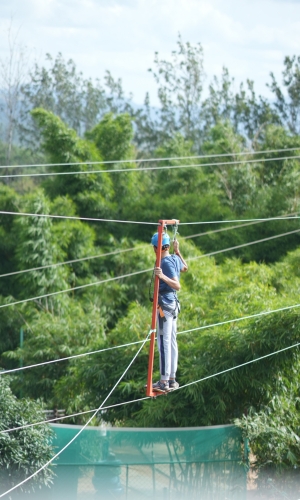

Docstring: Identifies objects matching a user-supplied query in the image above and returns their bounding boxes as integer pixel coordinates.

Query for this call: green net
[47,423,247,500]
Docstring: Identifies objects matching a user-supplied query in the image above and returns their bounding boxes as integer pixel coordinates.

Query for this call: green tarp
[47,423,247,500]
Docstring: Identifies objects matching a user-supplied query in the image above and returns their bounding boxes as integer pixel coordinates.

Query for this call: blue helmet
[151,232,170,247]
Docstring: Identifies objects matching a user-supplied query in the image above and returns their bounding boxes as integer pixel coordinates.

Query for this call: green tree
[50,195,99,282]
[13,189,68,312]
[5,299,107,403]
[0,300,24,372]
[202,69,279,141]
[86,111,143,240]
[148,33,205,148]
[0,375,54,495]
[202,67,235,134]
[53,300,151,423]
[234,79,279,141]
[19,53,134,150]
[153,134,226,225]
[86,112,134,162]
[0,184,20,297]
[144,36,280,151]
[197,122,300,263]
[235,386,300,496]
[256,124,300,188]
[20,53,107,141]
[133,92,162,153]
[31,108,114,222]
[268,55,300,134]
[201,121,258,212]
[0,20,29,166]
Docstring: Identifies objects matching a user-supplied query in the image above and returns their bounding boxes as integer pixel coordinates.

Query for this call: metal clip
[172,219,179,241]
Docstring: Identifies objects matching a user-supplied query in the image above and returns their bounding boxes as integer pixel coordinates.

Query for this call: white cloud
[1,0,300,104]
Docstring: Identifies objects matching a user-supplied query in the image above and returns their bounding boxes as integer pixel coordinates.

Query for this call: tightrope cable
[1,146,299,169]
[1,301,300,376]
[2,154,300,178]
[0,212,295,280]
[0,330,151,498]
[0,247,135,279]
[0,211,158,225]
[0,339,145,375]
[183,215,294,239]
[188,228,300,260]
[179,341,300,390]
[179,215,300,225]
[1,398,150,433]
[0,227,298,316]
[2,335,299,434]
[0,210,299,227]
[0,268,152,310]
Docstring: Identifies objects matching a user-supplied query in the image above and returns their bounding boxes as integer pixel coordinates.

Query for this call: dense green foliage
[0,37,300,487]
[0,376,54,494]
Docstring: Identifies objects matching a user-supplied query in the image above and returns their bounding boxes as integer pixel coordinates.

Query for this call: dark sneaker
[169,380,179,391]
[152,380,169,393]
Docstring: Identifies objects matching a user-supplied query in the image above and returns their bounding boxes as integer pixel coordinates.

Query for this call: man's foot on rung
[152,380,169,393]
[168,380,179,391]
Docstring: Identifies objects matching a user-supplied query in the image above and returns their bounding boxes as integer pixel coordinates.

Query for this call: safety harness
[157,291,180,329]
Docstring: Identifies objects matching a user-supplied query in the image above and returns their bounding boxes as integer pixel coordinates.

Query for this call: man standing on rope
[151,232,188,393]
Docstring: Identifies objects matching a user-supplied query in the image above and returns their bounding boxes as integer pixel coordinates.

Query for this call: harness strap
[158,294,177,313]
[157,294,179,331]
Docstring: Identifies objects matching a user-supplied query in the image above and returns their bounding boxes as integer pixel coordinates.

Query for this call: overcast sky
[0,0,299,105]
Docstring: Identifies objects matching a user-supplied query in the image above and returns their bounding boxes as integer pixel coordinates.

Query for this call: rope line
[183,217,288,239]
[0,247,135,279]
[0,210,299,228]
[179,215,300,225]
[1,146,299,169]
[1,398,150,433]
[1,301,300,376]
[0,330,151,498]
[188,228,300,260]
[179,341,300,390]
[0,268,152,310]
[177,302,300,336]
[2,338,299,434]
[0,211,158,225]
[2,154,300,178]
[0,212,295,280]
[0,227,298,312]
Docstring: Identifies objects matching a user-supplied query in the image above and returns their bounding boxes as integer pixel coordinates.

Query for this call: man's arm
[173,240,188,272]
[154,268,180,291]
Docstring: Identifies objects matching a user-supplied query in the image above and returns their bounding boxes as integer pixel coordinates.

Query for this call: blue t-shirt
[159,255,184,304]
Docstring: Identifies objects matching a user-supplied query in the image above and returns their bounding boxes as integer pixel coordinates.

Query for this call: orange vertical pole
[146,222,163,397]
[146,219,179,397]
